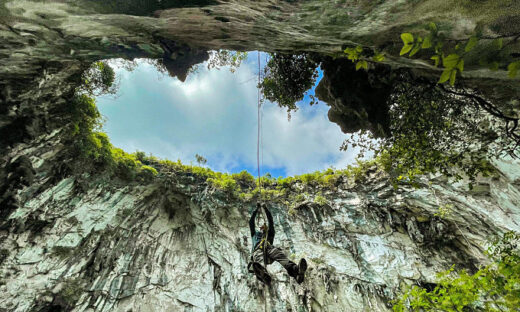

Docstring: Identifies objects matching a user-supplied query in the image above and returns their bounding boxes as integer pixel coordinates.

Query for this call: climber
[248,203,307,285]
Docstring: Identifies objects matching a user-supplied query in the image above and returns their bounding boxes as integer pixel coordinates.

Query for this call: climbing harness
[258,235,270,250]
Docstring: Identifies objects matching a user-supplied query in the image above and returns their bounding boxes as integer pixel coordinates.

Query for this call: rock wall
[1,0,520,136]
[1,126,519,311]
[1,1,520,311]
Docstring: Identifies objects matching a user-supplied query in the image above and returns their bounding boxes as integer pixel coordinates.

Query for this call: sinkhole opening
[77,50,374,181]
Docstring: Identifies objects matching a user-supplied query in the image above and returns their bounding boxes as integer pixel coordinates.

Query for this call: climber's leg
[267,246,307,284]
[251,262,271,285]
[248,248,272,285]
[266,246,298,275]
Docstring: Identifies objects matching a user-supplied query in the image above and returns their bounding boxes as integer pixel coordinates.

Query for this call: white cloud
[97,57,362,176]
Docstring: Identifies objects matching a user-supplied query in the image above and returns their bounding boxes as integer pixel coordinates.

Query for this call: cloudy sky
[96,53,362,177]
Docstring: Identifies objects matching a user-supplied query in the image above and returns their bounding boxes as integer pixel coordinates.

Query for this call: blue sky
[96,53,362,177]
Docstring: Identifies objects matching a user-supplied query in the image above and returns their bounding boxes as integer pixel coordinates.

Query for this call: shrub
[314,194,328,206]
[207,175,238,193]
[393,232,520,311]
[140,165,158,180]
[232,170,256,189]
[78,61,117,96]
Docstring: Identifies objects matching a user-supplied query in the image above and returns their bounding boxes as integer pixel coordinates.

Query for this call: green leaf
[449,69,457,86]
[361,60,368,70]
[435,41,444,53]
[439,69,452,83]
[431,55,440,67]
[401,33,414,45]
[508,62,519,78]
[372,52,385,62]
[443,54,460,69]
[457,59,464,72]
[355,45,363,53]
[356,60,368,71]
[428,22,437,32]
[465,36,478,52]
[400,44,413,56]
[422,35,432,49]
[409,43,421,57]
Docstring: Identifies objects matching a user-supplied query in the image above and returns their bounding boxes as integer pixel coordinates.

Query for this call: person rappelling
[247,202,307,285]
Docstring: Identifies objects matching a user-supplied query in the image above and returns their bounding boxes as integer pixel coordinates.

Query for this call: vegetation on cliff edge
[393,231,520,312]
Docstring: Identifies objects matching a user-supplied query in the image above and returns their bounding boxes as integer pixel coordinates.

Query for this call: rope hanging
[257,52,270,312]
[257,51,268,257]
[257,51,263,197]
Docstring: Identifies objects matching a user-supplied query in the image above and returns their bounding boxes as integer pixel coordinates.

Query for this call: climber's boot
[296,258,307,284]
[252,262,272,286]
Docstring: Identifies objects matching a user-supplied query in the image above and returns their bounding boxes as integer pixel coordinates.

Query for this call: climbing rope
[257,51,263,197]
[257,51,269,264]
[256,52,270,312]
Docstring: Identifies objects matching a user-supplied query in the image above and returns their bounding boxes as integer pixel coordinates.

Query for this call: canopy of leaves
[343,75,518,183]
[393,231,520,311]
[77,61,117,97]
[206,50,248,73]
[259,53,319,114]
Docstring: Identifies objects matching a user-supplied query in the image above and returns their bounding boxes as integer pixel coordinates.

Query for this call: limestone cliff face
[1,1,520,311]
[1,124,520,311]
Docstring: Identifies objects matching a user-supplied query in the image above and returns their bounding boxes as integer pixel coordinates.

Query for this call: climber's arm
[265,206,275,243]
[249,206,259,237]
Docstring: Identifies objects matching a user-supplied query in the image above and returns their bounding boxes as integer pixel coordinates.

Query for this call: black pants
[249,245,299,277]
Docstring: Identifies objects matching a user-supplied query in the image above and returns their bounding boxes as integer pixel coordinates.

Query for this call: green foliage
[140,165,158,180]
[434,204,453,219]
[393,231,520,312]
[399,22,519,86]
[205,50,248,73]
[314,194,328,206]
[195,153,207,165]
[344,45,385,71]
[153,156,381,212]
[400,23,465,86]
[232,170,256,189]
[207,174,238,193]
[69,93,102,136]
[343,80,506,183]
[68,61,162,182]
[78,61,117,96]
[508,61,520,78]
[259,53,319,114]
